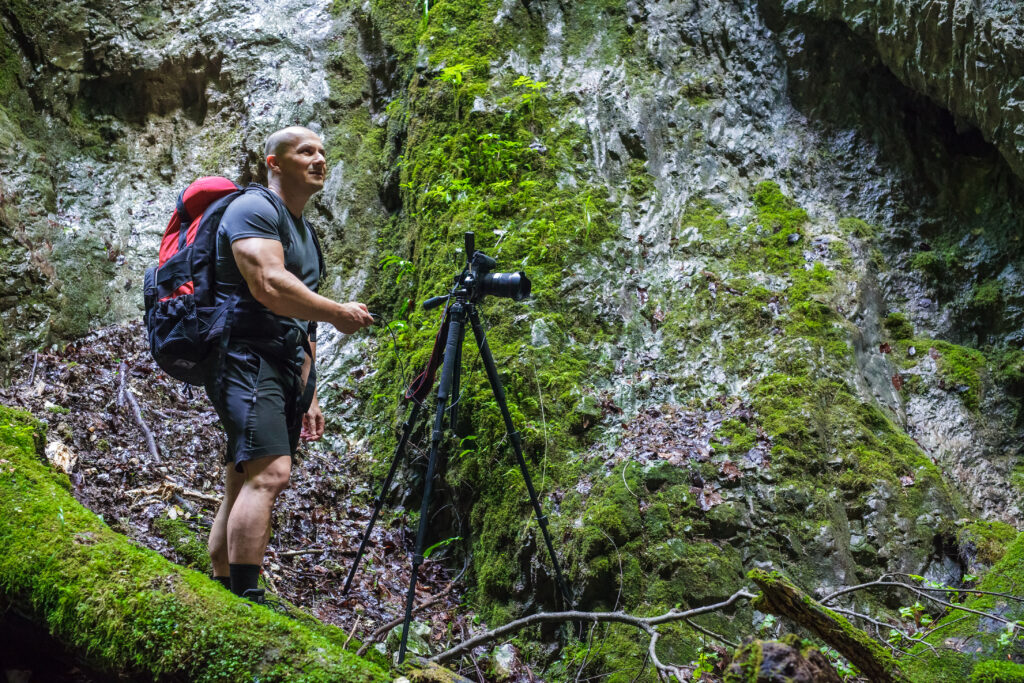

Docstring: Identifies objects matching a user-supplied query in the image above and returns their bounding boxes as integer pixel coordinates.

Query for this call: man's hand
[301,397,325,442]
[333,302,374,334]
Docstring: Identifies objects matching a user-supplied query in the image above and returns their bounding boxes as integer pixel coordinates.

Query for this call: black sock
[229,564,260,596]
[213,576,231,590]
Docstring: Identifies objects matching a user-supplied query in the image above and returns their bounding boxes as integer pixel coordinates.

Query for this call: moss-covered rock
[0,405,389,682]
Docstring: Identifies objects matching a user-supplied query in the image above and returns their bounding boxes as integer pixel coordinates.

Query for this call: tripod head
[423,232,531,310]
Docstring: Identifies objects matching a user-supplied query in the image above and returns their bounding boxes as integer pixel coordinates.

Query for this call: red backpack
[143,177,243,385]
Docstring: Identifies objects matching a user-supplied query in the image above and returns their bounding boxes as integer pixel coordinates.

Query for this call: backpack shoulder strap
[244,184,292,251]
[304,216,327,291]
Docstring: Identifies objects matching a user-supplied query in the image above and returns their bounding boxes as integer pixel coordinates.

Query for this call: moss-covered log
[748,569,911,683]
[0,405,389,682]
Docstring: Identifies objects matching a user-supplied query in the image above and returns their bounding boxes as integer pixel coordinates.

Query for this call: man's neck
[268,179,312,218]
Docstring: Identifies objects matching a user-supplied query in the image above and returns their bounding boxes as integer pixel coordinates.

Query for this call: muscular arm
[231,237,372,333]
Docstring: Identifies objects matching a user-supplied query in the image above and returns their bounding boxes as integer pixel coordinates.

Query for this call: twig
[683,618,738,649]
[343,617,359,651]
[575,621,597,682]
[173,486,220,504]
[430,589,755,664]
[829,607,936,655]
[599,528,623,611]
[279,548,328,558]
[644,625,686,681]
[119,363,161,463]
[532,364,549,489]
[622,460,638,500]
[27,352,39,385]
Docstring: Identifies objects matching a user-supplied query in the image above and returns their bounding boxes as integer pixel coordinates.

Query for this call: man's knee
[244,455,292,496]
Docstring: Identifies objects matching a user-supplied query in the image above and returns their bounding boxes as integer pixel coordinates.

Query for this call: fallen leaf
[698,487,723,511]
[721,460,741,481]
[879,343,892,354]
[892,374,904,391]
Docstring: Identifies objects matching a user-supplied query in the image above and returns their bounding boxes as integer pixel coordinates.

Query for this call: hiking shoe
[241,588,297,617]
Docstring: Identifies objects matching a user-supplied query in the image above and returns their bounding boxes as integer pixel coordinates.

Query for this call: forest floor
[0,321,477,676]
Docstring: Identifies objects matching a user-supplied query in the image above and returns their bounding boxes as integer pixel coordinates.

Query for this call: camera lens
[480,272,531,300]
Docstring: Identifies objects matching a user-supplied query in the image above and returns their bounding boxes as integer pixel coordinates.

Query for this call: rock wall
[759,0,1024,181]
[1,0,1022,676]
[0,0,387,375]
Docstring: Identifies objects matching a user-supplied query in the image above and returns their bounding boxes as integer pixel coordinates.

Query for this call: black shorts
[203,344,315,472]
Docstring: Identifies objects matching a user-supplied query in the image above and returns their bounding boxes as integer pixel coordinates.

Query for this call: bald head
[265,126,319,159]
[263,126,327,212]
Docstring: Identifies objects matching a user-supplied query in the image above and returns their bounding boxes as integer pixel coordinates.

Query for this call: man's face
[271,131,326,192]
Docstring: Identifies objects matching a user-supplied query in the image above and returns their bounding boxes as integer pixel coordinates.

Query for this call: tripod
[342,233,573,664]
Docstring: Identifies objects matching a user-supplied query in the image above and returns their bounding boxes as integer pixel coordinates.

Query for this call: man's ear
[266,154,279,174]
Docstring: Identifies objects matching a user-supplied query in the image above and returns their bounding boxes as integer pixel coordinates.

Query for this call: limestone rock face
[0,0,386,365]
[760,0,1024,181]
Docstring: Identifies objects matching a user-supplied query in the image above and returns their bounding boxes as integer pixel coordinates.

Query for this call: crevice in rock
[78,51,223,125]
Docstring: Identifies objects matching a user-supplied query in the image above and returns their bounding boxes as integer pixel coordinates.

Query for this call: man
[203,125,374,601]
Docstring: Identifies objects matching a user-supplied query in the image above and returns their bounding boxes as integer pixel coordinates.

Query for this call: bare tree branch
[821,574,1024,606]
[430,589,755,665]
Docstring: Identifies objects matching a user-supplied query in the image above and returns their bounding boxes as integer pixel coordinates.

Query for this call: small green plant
[422,535,461,559]
[898,601,932,631]
[437,63,472,121]
[691,645,720,681]
[379,253,415,285]
[757,613,777,635]
[512,74,548,124]
[819,646,858,680]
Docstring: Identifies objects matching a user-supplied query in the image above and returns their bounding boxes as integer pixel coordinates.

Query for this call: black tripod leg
[398,304,465,664]
[467,308,574,609]
[343,400,422,595]
[449,322,466,432]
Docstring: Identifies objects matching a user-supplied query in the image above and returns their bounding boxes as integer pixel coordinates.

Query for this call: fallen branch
[119,363,161,463]
[430,589,755,665]
[749,569,912,683]
[821,574,1024,606]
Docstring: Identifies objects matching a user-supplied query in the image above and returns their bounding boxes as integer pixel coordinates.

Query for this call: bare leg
[227,454,292,565]
[208,464,247,576]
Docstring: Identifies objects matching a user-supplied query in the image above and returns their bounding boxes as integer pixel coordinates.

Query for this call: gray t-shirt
[214,188,323,343]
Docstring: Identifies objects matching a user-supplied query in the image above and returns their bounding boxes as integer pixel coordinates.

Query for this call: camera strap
[404,306,452,404]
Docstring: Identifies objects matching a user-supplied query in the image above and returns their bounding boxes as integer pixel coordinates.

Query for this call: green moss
[884,313,914,341]
[958,520,1018,566]
[0,405,388,681]
[838,217,876,239]
[725,639,762,682]
[903,532,1024,681]
[968,280,1003,316]
[971,660,1024,683]
[152,515,211,573]
[932,340,987,410]
[994,348,1024,391]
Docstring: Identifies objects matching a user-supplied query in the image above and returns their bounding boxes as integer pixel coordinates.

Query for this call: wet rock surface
[760,0,1024,182]
[1,0,1023,677]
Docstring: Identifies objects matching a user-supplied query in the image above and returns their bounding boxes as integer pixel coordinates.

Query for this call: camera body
[464,248,531,302]
[423,232,531,309]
